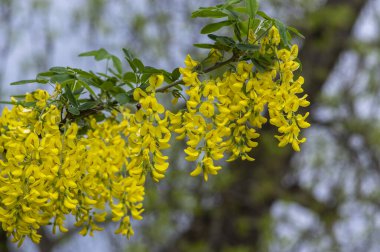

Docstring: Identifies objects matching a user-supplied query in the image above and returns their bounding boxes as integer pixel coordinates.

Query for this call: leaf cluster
[4,49,182,120]
[193,0,304,71]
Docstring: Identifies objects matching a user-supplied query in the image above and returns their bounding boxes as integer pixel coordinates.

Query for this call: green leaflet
[246,0,259,18]
[201,20,235,34]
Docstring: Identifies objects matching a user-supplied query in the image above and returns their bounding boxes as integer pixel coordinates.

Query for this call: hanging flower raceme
[130,76,172,183]
[172,26,310,181]
[0,90,145,245]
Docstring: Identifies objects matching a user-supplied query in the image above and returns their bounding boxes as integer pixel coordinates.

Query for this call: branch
[200,54,237,74]
[155,79,184,93]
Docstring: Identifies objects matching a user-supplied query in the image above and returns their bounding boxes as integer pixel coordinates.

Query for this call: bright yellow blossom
[0,94,146,245]
[0,13,310,245]
[175,28,310,180]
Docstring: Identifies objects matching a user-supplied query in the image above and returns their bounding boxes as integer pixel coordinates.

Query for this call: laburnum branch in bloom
[0,0,310,247]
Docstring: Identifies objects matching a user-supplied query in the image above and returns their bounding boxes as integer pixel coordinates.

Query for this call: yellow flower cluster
[173,27,310,180]
[0,90,145,245]
[0,26,310,245]
[131,75,171,183]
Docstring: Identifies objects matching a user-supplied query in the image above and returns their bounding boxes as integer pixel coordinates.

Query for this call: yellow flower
[199,102,215,118]
[184,54,198,69]
[147,74,164,92]
[208,48,222,63]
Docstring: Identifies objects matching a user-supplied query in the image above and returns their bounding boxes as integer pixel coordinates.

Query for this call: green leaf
[257,11,272,20]
[143,66,164,74]
[49,67,68,73]
[123,72,137,83]
[37,79,49,84]
[246,0,259,18]
[223,6,240,19]
[60,79,74,87]
[251,52,274,71]
[233,23,242,41]
[78,50,99,57]
[50,74,73,84]
[251,59,266,72]
[79,48,111,61]
[94,113,105,122]
[171,68,180,81]
[100,81,115,91]
[208,34,235,47]
[192,9,228,18]
[123,49,138,72]
[133,58,144,72]
[10,79,39,85]
[194,42,232,51]
[126,59,137,72]
[122,48,135,61]
[110,86,126,95]
[140,73,150,84]
[68,106,80,116]
[77,75,100,87]
[275,20,289,46]
[225,0,242,6]
[64,85,79,108]
[193,43,216,49]
[250,18,262,32]
[37,71,56,78]
[201,20,235,34]
[232,7,248,14]
[97,73,113,79]
[77,79,97,98]
[73,87,85,95]
[0,101,14,104]
[75,69,98,79]
[10,94,26,98]
[287,26,305,39]
[163,72,172,83]
[108,68,121,78]
[111,56,123,74]
[23,102,37,107]
[79,101,99,111]
[114,93,133,105]
[236,43,259,51]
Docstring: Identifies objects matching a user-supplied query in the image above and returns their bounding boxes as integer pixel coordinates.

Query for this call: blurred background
[1,0,380,251]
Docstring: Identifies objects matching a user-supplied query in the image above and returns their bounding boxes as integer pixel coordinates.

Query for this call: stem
[156,79,184,93]
[202,55,237,74]
[247,18,251,42]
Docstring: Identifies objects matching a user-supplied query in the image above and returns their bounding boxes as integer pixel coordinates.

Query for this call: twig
[156,79,184,93]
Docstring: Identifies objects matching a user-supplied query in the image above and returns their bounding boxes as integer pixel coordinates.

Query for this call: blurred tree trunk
[0,229,9,252]
[164,0,368,251]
